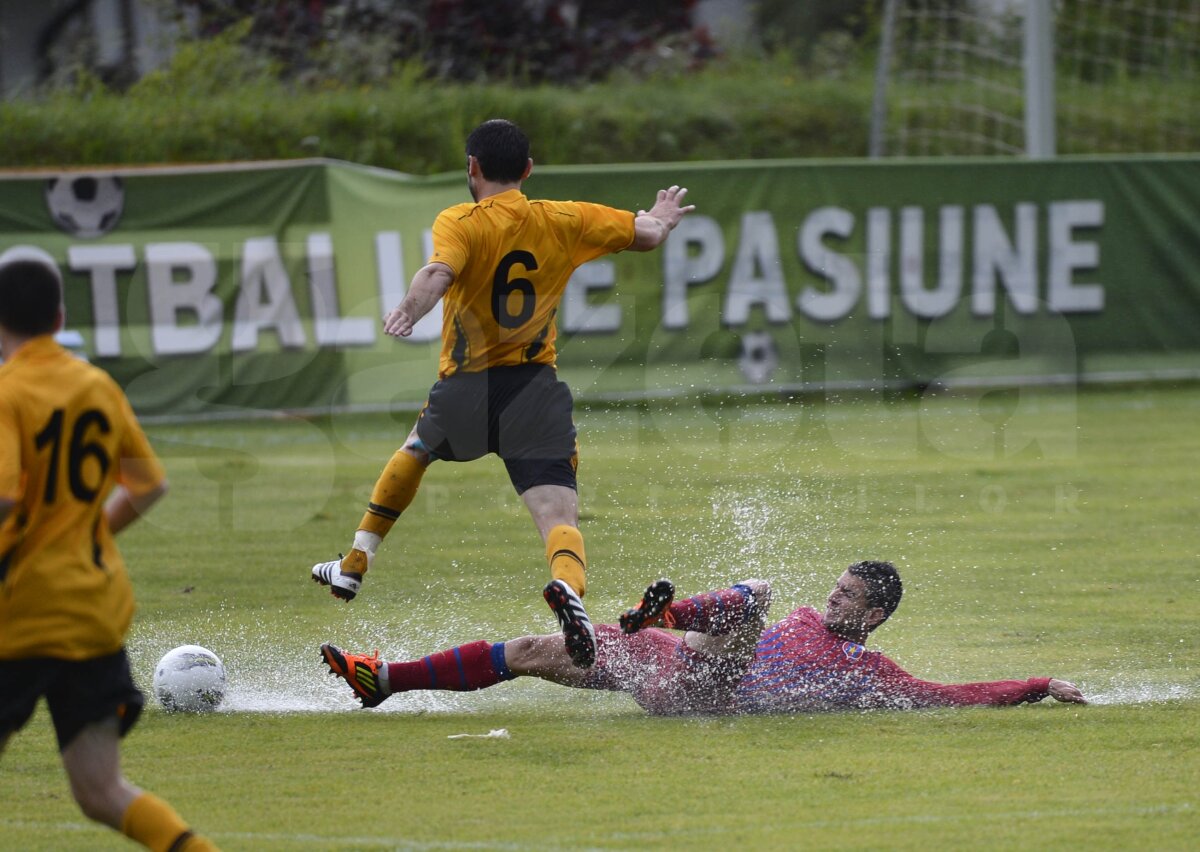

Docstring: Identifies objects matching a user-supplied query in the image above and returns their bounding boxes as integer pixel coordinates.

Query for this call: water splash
[131,607,1195,714]
[130,596,625,716]
[1083,681,1194,706]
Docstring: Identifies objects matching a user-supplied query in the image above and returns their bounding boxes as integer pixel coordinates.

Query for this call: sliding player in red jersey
[319,561,1086,713]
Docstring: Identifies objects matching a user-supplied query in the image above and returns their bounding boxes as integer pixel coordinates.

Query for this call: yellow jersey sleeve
[114,388,167,496]
[429,205,473,276]
[567,201,637,265]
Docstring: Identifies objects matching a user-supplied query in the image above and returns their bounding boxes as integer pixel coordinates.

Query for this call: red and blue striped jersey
[733,607,1051,712]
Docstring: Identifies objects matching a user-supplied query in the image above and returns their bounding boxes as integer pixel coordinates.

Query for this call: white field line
[137,370,1200,425]
[607,802,1196,841]
[1,803,1192,849]
[0,819,597,850]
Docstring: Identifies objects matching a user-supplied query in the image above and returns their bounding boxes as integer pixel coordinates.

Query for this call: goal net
[875,0,1200,157]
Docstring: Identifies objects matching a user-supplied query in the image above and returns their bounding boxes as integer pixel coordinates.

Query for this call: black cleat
[619,579,676,634]
[543,580,596,668]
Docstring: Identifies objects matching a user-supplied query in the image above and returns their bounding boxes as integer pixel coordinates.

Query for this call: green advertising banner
[1,155,1198,419]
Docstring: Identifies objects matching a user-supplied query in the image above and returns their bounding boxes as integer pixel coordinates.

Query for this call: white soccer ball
[153,645,226,713]
[44,174,125,238]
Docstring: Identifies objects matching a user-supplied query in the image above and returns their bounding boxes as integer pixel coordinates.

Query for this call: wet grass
[2,383,1197,850]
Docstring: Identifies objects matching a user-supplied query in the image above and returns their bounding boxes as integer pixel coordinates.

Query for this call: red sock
[387,640,513,693]
[666,584,756,634]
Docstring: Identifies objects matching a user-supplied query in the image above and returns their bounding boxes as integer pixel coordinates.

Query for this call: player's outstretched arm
[1048,678,1088,704]
[384,262,454,337]
[867,656,1087,709]
[630,185,695,252]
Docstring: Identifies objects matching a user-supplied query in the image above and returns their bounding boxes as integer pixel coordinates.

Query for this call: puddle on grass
[1082,681,1195,706]
[131,482,1195,716]
[132,609,1196,715]
[130,600,621,716]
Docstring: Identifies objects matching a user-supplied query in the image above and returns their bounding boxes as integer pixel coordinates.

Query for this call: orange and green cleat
[320,643,386,708]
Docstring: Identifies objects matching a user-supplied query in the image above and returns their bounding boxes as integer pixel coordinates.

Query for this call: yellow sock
[176,832,220,851]
[359,450,427,540]
[120,792,218,851]
[547,525,587,597]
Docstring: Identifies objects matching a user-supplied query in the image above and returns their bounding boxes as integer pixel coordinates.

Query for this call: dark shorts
[584,626,752,716]
[416,363,578,494]
[0,649,145,751]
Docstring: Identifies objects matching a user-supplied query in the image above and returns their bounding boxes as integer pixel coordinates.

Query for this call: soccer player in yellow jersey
[0,254,219,852]
[313,118,694,667]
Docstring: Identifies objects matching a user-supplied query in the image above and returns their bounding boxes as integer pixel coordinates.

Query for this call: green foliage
[146,0,708,86]
[1057,0,1200,83]
[3,48,1196,169]
[5,1,1198,168]
[1,384,1197,849]
[128,19,279,99]
[755,0,880,59]
[0,54,876,170]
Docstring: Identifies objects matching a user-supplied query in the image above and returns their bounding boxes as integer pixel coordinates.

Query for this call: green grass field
[3,384,1198,850]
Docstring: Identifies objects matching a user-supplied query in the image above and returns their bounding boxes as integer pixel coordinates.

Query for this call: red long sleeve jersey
[732,607,1052,712]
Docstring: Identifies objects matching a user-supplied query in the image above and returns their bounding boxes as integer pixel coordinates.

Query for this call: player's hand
[1048,678,1087,704]
[383,304,416,337]
[638,185,695,231]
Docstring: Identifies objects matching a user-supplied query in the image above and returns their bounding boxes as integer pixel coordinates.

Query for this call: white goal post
[872,0,1200,158]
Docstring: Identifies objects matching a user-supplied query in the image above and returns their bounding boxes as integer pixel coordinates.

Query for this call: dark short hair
[465,119,530,183]
[847,560,903,623]
[0,260,62,337]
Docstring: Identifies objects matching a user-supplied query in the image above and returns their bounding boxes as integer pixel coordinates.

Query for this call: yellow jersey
[428,189,635,377]
[0,337,165,660]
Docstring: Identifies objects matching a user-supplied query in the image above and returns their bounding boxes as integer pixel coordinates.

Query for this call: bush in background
[152,0,714,86]
[0,29,874,171]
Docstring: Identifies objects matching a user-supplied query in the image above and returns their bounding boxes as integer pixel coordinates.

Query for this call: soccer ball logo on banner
[44,175,125,238]
[738,330,780,385]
